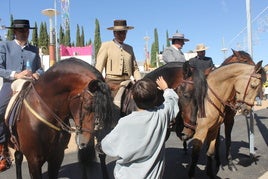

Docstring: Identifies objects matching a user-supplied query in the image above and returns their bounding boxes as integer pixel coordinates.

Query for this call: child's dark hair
[132,78,158,110]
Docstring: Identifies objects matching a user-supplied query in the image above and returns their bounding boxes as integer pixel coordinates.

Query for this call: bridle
[23,83,96,135]
[207,70,261,117]
[177,79,197,131]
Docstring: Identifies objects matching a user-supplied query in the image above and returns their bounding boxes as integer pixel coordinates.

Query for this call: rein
[207,85,226,118]
[24,83,95,134]
[207,70,260,117]
[236,72,261,107]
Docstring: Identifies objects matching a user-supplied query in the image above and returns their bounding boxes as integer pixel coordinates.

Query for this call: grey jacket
[0,40,44,81]
[162,45,186,63]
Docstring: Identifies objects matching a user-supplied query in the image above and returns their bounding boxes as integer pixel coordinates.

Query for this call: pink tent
[60,45,92,56]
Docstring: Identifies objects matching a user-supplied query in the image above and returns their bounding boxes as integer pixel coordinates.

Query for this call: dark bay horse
[120,61,207,140]
[187,62,264,178]
[6,58,114,179]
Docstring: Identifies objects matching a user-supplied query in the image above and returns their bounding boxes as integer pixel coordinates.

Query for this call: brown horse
[178,50,260,170]
[6,58,114,179]
[188,61,264,178]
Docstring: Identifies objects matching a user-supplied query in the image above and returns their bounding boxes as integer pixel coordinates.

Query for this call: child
[101,76,179,179]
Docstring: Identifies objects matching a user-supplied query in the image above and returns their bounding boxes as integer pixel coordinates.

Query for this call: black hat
[6,19,35,29]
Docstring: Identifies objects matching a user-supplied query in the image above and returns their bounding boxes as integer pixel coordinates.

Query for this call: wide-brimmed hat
[107,20,134,31]
[194,43,209,52]
[168,33,189,42]
[6,19,35,29]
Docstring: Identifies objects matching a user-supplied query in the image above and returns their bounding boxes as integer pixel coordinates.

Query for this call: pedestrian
[162,32,189,63]
[95,19,141,98]
[0,19,44,172]
[101,76,179,179]
[188,43,215,73]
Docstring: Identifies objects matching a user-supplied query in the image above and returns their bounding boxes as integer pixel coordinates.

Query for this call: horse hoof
[228,164,237,171]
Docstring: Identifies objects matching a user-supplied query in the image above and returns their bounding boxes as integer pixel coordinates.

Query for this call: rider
[0,19,44,172]
[95,19,141,98]
[188,43,215,74]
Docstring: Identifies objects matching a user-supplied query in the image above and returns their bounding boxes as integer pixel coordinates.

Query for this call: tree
[59,25,65,45]
[39,22,49,55]
[31,22,38,46]
[76,24,81,46]
[81,27,85,46]
[166,30,170,47]
[6,15,14,40]
[64,23,71,46]
[93,18,101,61]
[150,28,159,67]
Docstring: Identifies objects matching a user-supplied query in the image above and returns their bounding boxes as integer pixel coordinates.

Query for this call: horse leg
[26,159,43,179]
[99,153,109,179]
[188,138,202,178]
[47,150,64,179]
[183,140,188,154]
[14,151,23,179]
[205,127,220,178]
[224,110,237,171]
[215,129,221,169]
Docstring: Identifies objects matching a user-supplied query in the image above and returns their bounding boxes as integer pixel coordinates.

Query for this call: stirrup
[0,156,12,172]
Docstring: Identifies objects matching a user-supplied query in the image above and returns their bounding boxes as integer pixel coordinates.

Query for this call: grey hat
[107,20,134,31]
[6,19,36,29]
[168,33,189,42]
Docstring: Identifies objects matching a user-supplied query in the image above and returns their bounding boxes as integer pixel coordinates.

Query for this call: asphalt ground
[1,103,268,179]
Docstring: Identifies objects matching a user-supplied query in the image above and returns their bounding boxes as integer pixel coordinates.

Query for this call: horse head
[221,49,255,66]
[69,79,113,149]
[177,68,207,141]
[235,61,265,115]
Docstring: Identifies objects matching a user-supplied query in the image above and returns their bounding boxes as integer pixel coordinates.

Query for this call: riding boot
[0,143,11,172]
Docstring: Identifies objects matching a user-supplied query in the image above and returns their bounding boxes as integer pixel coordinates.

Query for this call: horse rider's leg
[188,126,208,178]
[14,151,23,179]
[224,109,237,171]
[0,83,12,172]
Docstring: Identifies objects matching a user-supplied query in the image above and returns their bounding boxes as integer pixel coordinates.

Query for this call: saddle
[113,80,133,108]
[5,79,31,127]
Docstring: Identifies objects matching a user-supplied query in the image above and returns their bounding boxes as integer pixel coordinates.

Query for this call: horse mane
[192,68,207,118]
[221,50,254,66]
[144,62,184,79]
[46,58,105,81]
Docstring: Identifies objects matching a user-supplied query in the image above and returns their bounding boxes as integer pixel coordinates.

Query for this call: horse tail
[93,81,114,137]
[192,69,207,118]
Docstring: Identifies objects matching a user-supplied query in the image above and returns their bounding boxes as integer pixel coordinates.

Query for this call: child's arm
[156,76,168,90]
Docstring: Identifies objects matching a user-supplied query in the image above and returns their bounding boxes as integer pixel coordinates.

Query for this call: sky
[1,0,268,66]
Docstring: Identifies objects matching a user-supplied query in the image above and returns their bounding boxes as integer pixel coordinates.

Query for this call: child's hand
[156,76,168,91]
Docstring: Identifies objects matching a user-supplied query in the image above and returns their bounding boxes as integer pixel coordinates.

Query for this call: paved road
[1,108,268,179]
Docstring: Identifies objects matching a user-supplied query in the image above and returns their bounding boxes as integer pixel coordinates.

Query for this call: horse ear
[232,49,240,57]
[255,60,263,73]
[88,79,99,93]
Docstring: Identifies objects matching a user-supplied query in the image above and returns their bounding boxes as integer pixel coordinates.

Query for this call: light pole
[144,36,150,71]
[42,8,59,67]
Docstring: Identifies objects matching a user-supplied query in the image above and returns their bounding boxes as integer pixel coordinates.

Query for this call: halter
[24,83,96,135]
[235,72,261,107]
[207,70,261,117]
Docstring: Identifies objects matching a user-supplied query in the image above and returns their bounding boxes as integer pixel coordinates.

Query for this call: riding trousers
[0,82,12,143]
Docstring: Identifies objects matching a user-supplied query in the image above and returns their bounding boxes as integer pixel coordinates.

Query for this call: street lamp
[42,8,59,67]
[144,36,150,71]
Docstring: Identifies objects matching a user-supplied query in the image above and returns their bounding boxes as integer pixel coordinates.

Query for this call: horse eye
[250,82,259,89]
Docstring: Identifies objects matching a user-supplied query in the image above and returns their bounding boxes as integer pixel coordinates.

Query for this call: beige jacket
[95,41,141,80]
